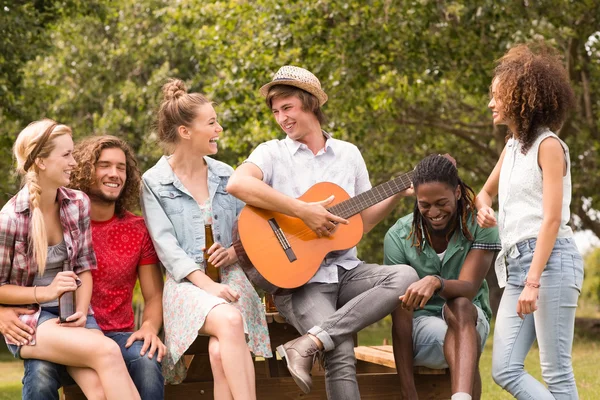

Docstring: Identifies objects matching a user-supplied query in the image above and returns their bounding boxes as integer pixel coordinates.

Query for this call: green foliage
[1,0,599,264]
[583,247,600,304]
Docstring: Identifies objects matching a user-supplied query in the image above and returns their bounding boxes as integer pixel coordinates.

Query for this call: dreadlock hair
[407,154,477,251]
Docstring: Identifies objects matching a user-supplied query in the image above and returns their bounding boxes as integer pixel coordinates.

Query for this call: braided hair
[407,154,477,251]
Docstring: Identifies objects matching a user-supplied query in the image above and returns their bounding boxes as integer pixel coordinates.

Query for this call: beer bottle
[59,260,76,323]
[204,224,220,282]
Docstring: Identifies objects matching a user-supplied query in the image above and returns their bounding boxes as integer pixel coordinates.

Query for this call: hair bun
[162,79,188,101]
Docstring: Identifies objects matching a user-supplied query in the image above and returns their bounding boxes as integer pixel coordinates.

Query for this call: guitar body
[233,182,364,294]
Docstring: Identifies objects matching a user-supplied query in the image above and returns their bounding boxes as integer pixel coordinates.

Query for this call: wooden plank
[165,373,407,399]
[355,345,449,375]
[354,345,396,369]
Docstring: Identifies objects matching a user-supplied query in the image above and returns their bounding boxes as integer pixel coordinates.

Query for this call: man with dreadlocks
[383,154,501,400]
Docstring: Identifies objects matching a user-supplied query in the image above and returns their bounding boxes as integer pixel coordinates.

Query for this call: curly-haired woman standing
[476,44,582,399]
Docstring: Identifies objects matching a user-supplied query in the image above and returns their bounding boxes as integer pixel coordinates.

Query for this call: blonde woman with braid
[0,119,140,399]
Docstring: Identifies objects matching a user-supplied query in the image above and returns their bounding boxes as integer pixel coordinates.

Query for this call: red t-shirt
[90,211,159,332]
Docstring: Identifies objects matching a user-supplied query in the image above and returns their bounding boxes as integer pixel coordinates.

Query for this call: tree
[1,0,598,267]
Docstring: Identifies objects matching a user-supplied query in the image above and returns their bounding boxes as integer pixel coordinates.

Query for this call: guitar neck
[329,171,414,219]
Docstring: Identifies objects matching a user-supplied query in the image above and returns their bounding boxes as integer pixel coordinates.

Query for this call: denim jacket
[141,156,244,282]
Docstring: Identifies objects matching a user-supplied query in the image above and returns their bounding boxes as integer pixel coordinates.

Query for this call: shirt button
[214,214,218,220]
[170,193,175,198]
[216,235,221,241]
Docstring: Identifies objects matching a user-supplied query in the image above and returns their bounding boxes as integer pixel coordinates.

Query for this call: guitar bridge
[268,218,297,263]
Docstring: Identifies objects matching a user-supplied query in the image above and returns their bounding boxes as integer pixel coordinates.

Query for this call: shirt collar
[283,130,335,155]
[419,216,467,250]
[15,185,72,213]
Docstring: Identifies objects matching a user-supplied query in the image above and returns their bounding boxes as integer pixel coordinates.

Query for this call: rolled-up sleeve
[141,176,200,282]
[0,213,16,286]
[244,143,274,185]
[74,195,97,274]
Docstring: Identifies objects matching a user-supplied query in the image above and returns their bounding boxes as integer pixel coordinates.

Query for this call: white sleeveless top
[494,129,573,287]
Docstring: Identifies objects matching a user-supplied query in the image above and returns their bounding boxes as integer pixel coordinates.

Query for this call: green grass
[2,308,599,400]
[358,316,600,399]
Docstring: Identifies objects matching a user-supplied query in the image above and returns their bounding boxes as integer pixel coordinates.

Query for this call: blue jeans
[22,331,164,400]
[491,238,583,400]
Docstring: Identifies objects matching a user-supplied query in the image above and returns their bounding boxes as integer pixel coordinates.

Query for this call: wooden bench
[354,345,451,400]
[66,313,448,399]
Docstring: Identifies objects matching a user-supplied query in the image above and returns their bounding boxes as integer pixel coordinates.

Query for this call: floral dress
[142,159,272,384]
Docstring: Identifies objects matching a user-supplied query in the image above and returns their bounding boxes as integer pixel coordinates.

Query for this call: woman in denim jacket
[476,44,583,399]
[141,79,271,399]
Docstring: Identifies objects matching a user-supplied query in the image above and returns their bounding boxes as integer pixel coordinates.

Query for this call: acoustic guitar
[232,170,414,294]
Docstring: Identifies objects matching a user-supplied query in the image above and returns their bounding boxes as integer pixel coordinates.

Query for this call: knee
[91,337,123,367]
[491,356,516,389]
[391,265,420,293]
[213,305,244,337]
[444,297,477,328]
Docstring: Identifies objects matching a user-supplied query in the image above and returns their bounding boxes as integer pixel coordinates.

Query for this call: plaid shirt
[0,186,97,343]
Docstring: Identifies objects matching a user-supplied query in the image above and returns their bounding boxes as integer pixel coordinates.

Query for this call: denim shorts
[412,305,490,369]
[6,306,100,359]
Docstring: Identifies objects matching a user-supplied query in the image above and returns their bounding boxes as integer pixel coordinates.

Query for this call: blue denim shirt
[141,156,244,282]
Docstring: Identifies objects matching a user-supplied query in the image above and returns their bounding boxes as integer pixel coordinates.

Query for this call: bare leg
[391,306,418,400]
[208,336,234,400]
[443,298,480,398]
[67,367,106,400]
[20,319,140,400]
[201,304,256,400]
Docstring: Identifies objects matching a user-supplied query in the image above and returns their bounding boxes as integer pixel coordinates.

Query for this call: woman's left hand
[57,311,86,328]
[516,286,539,319]
[207,243,238,268]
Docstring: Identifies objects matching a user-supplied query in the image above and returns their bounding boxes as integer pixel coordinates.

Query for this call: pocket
[158,190,184,214]
[561,252,583,291]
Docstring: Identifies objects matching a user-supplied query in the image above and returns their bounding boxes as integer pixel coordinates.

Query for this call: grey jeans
[274,263,418,400]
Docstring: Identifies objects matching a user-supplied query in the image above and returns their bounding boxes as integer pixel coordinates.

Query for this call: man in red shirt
[0,136,166,399]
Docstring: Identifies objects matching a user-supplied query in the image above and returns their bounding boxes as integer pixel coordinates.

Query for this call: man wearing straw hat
[227,66,419,398]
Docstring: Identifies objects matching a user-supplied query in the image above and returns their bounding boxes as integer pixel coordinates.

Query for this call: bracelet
[432,275,445,294]
[33,285,40,304]
[524,279,541,289]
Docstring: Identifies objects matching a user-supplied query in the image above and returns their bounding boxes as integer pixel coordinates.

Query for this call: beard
[88,187,121,205]
[425,211,459,238]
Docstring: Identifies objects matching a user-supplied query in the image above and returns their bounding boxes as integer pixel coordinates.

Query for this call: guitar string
[252,174,414,244]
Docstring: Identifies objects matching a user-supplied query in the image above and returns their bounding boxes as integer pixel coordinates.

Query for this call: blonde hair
[157,79,211,153]
[13,119,72,274]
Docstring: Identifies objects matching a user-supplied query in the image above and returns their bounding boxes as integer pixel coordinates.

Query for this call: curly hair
[407,154,477,252]
[69,135,141,217]
[492,42,575,154]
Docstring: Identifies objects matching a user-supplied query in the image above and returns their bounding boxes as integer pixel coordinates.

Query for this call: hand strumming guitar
[296,195,349,237]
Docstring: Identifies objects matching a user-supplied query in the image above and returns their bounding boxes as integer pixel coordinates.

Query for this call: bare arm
[227,162,348,235]
[476,147,506,228]
[125,264,167,361]
[516,138,565,318]
[440,249,495,300]
[400,249,494,310]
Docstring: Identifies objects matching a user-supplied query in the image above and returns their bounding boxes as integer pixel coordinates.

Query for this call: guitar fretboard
[328,171,414,219]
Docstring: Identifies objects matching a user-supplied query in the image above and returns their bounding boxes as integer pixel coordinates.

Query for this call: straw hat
[259,66,328,106]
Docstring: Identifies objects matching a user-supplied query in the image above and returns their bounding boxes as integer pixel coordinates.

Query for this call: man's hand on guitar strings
[297,195,349,237]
